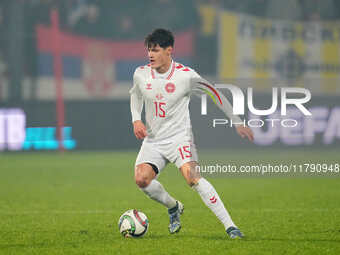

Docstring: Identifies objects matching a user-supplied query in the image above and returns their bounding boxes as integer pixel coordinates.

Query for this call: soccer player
[130,29,254,238]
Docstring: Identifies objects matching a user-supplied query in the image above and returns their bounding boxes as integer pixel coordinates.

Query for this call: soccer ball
[118,209,149,238]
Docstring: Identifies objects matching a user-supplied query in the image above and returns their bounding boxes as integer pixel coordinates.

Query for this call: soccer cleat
[226,226,244,239]
[168,201,184,234]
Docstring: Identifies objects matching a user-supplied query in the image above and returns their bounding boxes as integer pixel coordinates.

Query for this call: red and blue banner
[36,25,194,99]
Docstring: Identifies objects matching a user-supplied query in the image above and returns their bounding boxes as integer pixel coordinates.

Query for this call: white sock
[141,179,177,209]
[193,178,236,230]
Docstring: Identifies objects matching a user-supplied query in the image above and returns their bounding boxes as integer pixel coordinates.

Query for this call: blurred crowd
[20,0,340,39]
[222,0,340,20]
[23,0,198,39]
[1,0,340,86]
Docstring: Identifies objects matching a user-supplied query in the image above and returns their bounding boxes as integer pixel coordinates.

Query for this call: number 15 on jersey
[154,102,166,118]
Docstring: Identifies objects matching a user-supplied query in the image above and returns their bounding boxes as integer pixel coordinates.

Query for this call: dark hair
[144,28,174,49]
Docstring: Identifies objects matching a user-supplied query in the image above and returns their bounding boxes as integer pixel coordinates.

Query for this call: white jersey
[130,60,241,144]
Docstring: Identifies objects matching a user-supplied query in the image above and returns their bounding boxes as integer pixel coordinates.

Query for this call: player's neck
[155,59,172,74]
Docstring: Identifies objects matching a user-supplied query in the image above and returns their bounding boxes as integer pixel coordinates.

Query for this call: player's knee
[183,171,200,186]
[181,163,201,187]
[135,179,149,188]
[135,175,151,188]
[135,165,154,188]
[186,177,200,187]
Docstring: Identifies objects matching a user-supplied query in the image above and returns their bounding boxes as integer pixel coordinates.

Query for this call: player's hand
[133,120,148,140]
[236,125,254,142]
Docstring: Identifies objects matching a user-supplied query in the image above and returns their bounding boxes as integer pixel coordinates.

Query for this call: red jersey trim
[166,62,176,80]
[151,68,155,79]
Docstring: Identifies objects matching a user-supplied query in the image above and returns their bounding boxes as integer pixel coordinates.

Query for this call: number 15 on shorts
[178,146,192,160]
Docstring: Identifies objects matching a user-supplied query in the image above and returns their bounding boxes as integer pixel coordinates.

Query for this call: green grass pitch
[0,149,340,255]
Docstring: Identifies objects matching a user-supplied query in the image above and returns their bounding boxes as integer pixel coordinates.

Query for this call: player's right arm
[130,70,147,140]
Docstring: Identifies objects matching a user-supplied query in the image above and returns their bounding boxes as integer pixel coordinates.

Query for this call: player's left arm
[189,74,254,142]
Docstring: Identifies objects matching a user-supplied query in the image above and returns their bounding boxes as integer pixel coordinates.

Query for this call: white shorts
[135,136,198,173]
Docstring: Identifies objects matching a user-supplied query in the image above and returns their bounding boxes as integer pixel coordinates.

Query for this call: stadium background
[0,0,339,151]
[0,1,340,254]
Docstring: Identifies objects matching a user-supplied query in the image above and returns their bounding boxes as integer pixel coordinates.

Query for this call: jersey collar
[151,60,176,80]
